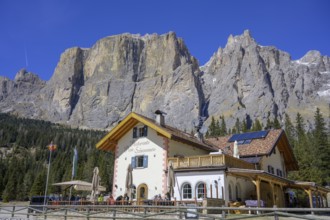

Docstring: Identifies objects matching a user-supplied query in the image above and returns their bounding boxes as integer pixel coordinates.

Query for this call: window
[228,184,233,201]
[267,165,274,174]
[235,183,241,200]
[182,183,192,199]
[131,155,148,168]
[276,169,283,177]
[196,182,206,199]
[133,126,148,138]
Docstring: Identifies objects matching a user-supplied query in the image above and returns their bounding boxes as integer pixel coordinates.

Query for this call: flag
[72,147,78,178]
[48,142,57,151]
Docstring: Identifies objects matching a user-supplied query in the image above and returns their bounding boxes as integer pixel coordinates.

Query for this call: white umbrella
[90,167,101,201]
[167,161,175,198]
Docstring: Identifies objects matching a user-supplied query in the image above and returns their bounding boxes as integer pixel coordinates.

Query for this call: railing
[1,204,330,219]
[168,154,255,170]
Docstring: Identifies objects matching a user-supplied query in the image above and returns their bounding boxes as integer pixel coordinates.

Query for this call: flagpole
[44,142,56,207]
[69,147,78,204]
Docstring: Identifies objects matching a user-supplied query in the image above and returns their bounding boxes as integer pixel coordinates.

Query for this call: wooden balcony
[168,154,255,170]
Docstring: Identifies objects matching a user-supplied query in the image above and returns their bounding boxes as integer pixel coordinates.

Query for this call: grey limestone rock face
[0,69,45,117]
[202,30,330,128]
[1,32,202,130]
[0,31,329,131]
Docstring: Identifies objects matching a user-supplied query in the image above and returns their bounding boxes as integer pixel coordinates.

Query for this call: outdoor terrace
[168,153,255,170]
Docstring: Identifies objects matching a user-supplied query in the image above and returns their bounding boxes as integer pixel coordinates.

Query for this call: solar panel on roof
[228,130,269,142]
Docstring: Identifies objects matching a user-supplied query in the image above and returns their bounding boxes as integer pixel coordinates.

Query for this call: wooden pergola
[227,168,330,208]
[289,181,329,208]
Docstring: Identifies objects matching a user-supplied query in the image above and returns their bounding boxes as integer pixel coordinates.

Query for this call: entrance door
[137,184,148,205]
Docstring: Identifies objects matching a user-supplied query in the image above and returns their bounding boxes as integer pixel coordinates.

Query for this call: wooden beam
[256,178,261,208]
[269,182,275,207]
[304,189,314,209]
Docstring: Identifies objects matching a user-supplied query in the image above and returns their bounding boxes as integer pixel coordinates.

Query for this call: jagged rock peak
[14,68,43,83]
[299,50,322,63]
[14,68,28,81]
[227,29,256,48]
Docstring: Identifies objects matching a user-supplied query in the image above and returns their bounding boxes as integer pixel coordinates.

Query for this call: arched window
[228,184,233,201]
[196,182,206,199]
[236,183,241,200]
[182,183,192,199]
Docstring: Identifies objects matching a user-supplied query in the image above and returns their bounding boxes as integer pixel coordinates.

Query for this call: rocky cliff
[0,31,329,130]
[202,30,330,128]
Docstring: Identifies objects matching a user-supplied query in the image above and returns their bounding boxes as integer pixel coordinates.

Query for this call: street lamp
[44,141,57,207]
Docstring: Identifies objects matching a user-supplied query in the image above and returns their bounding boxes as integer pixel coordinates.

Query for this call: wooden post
[221,205,226,218]
[269,182,275,207]
[256,178,261,208]
[323,193,328,207]
[113,209,117,219]
[64,209,68,220]
[86,207,90,220]
[304,189,314,215]
[11,205,15,218]
[320,193,324,208]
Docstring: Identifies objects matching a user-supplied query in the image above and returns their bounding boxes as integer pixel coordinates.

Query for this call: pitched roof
[96,112,217,152]
[207,129,298,171]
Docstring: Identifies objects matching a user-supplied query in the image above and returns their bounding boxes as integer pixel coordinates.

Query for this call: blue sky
[1,0,329,80]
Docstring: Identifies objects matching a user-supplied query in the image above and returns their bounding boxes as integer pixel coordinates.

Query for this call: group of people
[94,192,172,206]
[153,192,171,201]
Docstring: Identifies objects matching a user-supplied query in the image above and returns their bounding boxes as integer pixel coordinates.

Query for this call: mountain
[1,31,329,130]
[201,30,330,128]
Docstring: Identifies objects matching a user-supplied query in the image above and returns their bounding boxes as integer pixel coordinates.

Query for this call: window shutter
[133,127,137,138]
[143,126,148,137]
[143,155,148,168]
[131,157,136,168]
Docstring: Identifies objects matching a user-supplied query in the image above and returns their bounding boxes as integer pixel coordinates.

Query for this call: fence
[1,204,330,220]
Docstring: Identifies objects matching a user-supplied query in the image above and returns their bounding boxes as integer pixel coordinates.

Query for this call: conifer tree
[234,118,241,134]
[312,108,330,185]
[241,119,248,133]
[273,117,281,129]
[252,118,262,131]
[284,113,295,147]
[219,116,227,136]
[207,116,217,137]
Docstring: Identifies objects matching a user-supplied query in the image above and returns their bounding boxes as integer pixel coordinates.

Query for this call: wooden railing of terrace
[168,154,255,170]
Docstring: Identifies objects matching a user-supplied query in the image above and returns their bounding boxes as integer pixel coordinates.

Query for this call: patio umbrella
[90,167,100,201]
[167,161,175,198]
[125,164,133,199]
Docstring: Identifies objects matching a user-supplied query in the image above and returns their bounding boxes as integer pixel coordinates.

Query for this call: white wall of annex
[174,171,226,201]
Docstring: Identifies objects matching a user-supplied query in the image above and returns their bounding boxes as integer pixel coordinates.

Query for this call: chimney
[233,140,239,158]
[155,110,166,126]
